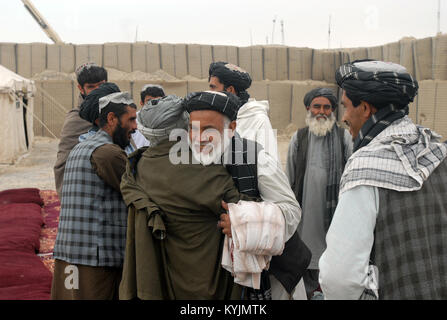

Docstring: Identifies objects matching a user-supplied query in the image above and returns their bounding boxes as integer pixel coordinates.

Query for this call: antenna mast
[438,0,441,35]
[272,15,277,44]
[281,20,285,45]
[328,14,332,49]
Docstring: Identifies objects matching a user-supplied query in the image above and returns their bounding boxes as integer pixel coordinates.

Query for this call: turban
[209,62,252,104]
[137,95,189,144]
[336,60,419,109]
[79,82,120,124]
[184,91,241,121]
[303,88,338,109]
[99,92,134,112]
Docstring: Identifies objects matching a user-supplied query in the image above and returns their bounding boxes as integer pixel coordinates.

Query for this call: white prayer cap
[99,92,134,112]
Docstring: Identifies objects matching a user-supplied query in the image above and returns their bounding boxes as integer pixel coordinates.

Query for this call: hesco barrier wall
[1,34,446,82]
[32,79,447,140]
[2,34,445,139]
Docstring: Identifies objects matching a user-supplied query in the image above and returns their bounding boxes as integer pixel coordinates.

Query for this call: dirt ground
[0,137,58,191]
[0,135,293,192]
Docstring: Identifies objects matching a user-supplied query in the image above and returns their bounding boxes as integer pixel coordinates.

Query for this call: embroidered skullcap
[99,92,134,112]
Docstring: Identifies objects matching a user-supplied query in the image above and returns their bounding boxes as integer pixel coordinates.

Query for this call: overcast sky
[1,0,445,49]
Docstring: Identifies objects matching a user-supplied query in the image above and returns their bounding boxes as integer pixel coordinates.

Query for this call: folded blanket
[222,200,285,289]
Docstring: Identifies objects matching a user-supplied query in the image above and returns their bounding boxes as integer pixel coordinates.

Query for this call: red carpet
[0,188,54,300]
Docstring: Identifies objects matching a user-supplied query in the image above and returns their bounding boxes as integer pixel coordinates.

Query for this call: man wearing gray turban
[319,60,447,300]
[119,95,250,300]
[285,87,353,300]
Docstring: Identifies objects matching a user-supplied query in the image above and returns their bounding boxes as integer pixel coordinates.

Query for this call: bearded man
[184,91,311,300]
[285,88,353,299]
[51,92,137,300]
[119,95,249,299]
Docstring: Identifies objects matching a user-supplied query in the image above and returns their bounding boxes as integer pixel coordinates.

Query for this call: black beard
[112,121,130,150]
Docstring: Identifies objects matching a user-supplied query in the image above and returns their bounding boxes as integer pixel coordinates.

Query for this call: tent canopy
[0,65,36,164]
[0,65,35,94]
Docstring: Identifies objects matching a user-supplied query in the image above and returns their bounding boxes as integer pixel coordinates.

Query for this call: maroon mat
[0,188,44,207]
[0,250,52,300]
[0,203,44,253]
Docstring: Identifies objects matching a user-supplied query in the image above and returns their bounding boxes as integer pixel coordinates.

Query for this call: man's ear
[229,120,237,132]
[77,84,85,95]
[362,101,378,117]
[106,112,117,126]
[226,86,237,95]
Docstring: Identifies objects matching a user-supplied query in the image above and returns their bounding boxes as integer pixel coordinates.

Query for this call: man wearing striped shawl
[285,87,353,300]
[319,60,447,300]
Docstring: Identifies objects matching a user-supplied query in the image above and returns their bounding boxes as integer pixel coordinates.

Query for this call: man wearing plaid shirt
[319,60,447,300]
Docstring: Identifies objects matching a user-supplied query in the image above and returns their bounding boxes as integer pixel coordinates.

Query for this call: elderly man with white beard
[285,87,353,300]
[185,91,311,301]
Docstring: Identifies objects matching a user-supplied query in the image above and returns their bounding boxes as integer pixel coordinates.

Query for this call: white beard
[189,130,232,166]
[305,111,336,137]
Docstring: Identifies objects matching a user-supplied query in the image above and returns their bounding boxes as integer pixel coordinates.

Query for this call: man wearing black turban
[320,60,447,300]
[208,62,279,161]
[185,91,312,301]
[285,87,353,300]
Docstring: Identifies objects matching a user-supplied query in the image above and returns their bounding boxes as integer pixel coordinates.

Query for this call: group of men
[51,59,447,300]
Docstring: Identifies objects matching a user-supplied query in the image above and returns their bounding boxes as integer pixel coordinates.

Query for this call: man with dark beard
[285,88,353,299]
[51,92,137,300]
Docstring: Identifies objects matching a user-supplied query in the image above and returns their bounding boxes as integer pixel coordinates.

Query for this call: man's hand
[218,200,232,238]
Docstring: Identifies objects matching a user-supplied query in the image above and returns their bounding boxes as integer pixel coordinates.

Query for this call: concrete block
[289,47,312,81]
[162,81,188,98]
[227,46,239,65]
[350,48,368,62]
[0,43,16,73]
[187,79,208,93]
[251,46,263,81]
[413,37,433,81]
[267,81,293,129]
[238,47,252,76]
[416,80,437,129]
[42,80,74,138]
[47,44,75,73]
[146,43,161,73]
[367,46,384,61]
[213,45,227,62]
[31,43,47,77]
[311,50,325,81]
[383,42,400,64]
[160,43,175,76]
[200,45,213,79]
[75,44,103,68]
[433,34,447,80]
[174,44,188,78]
[247,81,268,101]
[132,43,147,72]
[17,44,31,78]
[434,81,447,139]
[400,39,415,77]
[187,44,202,78]
[117,43,132,73]
[322,50,338,83]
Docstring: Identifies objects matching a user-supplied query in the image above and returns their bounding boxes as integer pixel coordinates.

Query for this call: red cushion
[0,188,44,207]
[0,250,51,300]
[0,203,44,252]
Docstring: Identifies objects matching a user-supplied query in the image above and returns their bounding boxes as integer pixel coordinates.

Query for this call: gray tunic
[286,128,352,269]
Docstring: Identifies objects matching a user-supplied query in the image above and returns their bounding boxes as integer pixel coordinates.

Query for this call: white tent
[0,65,35,164]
